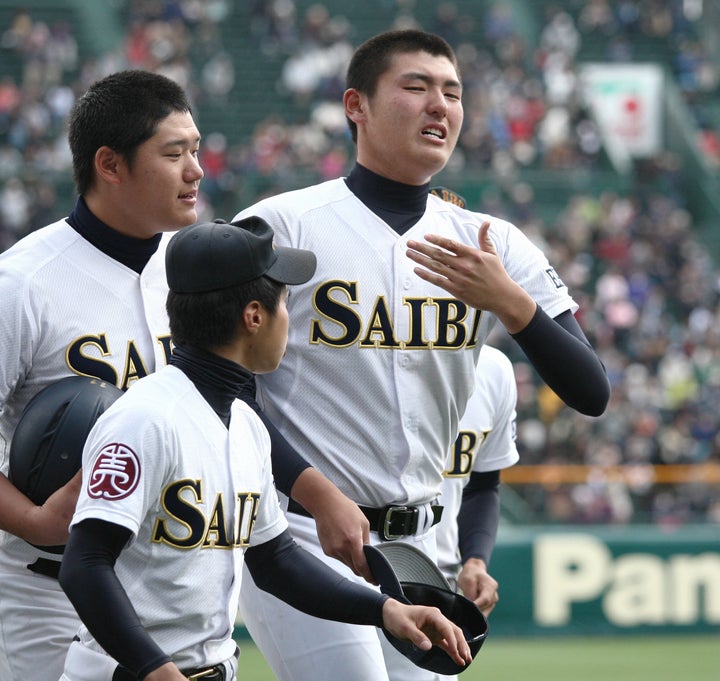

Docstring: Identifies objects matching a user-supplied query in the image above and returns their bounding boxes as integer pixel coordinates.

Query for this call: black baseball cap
[364,542,488,675]
[166,216,317,293]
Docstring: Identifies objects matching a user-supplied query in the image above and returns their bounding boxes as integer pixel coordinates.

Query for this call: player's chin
[171,208,199,230]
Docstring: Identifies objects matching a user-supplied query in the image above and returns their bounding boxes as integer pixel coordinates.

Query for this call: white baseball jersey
[0,219,172,681]
[233,179,574,508]
[69,365,287,672]
[435,345,519,583]
[233,179,576,681]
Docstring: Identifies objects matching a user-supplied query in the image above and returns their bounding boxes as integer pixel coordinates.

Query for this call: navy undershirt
[345,163,429,234]
[66,196,161,274]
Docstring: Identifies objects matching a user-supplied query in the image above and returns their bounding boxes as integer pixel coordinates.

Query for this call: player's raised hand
[406,221,536,334]
[381,598,472,668]
[457,557,499,616]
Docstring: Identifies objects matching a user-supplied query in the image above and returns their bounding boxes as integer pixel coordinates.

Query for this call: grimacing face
[352,50,463,185]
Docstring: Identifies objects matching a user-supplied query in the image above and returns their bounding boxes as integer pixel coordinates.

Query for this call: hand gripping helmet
[9,376,123,552]
[364,542,488,675]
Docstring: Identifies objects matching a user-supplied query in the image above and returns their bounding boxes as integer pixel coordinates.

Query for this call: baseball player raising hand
[233,29,610,681]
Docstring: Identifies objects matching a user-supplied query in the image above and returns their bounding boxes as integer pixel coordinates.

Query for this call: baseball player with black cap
[58,217,472,681]
[233,28,611,681]
[0,68,373,681]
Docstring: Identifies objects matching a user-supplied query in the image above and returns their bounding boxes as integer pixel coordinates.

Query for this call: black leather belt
[287,499,443,541]
[27,557,61,580]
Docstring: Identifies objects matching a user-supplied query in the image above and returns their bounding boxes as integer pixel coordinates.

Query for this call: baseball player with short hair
[0,70,203,681]
[0,69,368,681]
[58,217,472,681]
[233,28,610,681]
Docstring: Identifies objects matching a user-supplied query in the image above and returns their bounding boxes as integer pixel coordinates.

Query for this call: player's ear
[242,301,263,334]
[344,88,366,123]
[94,146,123,185]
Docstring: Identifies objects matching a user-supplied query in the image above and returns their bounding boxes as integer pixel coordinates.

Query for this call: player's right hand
[381,598,472,668]
[292,468,373,581]
[457,557,499,616]
[313,490,373,582]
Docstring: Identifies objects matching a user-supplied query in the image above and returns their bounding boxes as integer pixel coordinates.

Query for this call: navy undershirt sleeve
[456,471,500,565]
[511,308,610,416]
[59,519,170,679]
[236,377,311,496]
[245,529,388,627]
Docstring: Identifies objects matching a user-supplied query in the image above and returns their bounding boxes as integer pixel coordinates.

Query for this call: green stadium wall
[488,524,720,636]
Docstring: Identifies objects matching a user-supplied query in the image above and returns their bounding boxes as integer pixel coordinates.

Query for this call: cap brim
[363,543,488,675]
[265,246,317,285]
[366,542,452,592]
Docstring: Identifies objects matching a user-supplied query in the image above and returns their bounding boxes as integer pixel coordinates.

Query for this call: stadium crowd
[0,0,718,525]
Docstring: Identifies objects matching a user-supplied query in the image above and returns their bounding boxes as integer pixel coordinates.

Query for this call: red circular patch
[87,443,141,500]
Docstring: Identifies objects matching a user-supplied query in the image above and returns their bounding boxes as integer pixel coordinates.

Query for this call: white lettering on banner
[670,554,720,624]
[534,534,610,625]
[533,534,720,627]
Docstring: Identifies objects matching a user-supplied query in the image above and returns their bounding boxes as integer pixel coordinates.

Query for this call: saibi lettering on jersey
[152,479,261,550]
[310,281,484,350]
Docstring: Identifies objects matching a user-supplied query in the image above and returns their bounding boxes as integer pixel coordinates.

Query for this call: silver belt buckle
[381,505,418,540]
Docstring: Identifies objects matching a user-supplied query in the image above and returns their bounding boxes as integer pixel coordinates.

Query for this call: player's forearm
[0,474,40,539]
[457,475,500,565]
[0,473,74,545]
[246,530,386,625]
[511,307,610,416]
[290,467,349,516]
[59,519,171,679]
[488,283,538,334]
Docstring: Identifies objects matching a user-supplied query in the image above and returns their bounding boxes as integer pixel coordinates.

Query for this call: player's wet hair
[345,29,459,143]
[167,276,284,349]
[68,70,192,196]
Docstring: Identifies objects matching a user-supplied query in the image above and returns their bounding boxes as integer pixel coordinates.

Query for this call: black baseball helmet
[364,542,488,675]
[9,376,123,552]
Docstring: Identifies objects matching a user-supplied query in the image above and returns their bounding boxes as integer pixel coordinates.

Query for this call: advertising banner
[489,524,720,636]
